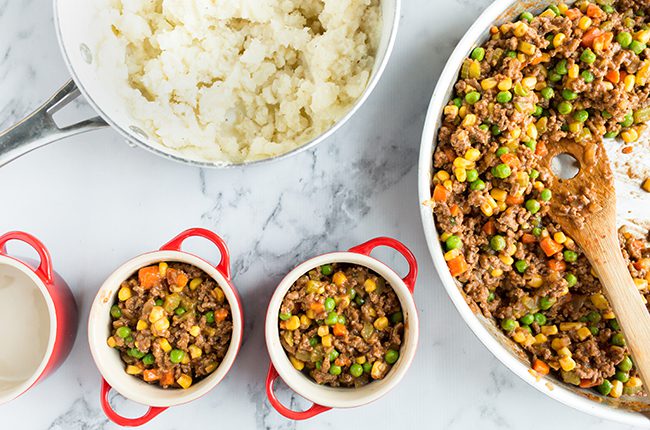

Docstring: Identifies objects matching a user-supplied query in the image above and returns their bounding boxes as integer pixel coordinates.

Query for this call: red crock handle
[265,363,331,420]
[0,231,54,284]
[160,228,231,279]
[101,379,167,427]
[348,237,418,294]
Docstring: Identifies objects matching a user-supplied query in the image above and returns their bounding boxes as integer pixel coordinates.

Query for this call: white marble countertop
[0,0,645,429]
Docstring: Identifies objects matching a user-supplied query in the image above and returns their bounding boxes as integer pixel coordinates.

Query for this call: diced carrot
[215,308,229,323]
[548,259,567,272]
[605,69,620,84]
[535,141,548,156]
[139,266,162,290]
[620,70,628,81]
[634,258,650,271]
[521,233,537,244]
[580,379,599,388]
[593,31,613,51]
[532,359,550,375]
[506,194,524,206]
[450,204,461,217]
[500,153,521,169]
[540,237,564,257]
[167,268,189,289]
[143,369,160,382]
[333,323,348,337]
[160,370,174,387]
[334,356,351,367]
[447,255,469,277]
[433,184,449,202]
[565,8,581,20]
[483,221,496,235]
[581,27,602,48]
[310,302,325,313]
[586,3,603,18]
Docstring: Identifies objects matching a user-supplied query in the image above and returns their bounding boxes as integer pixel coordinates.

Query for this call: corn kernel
[440,232,452,241]
[528,275,544,288]
[568,122,583,134]
[590,293,610,310]
[481,77,498,90]
[465,148,481,162]
[459,105,468,118]
[177,374,193,389]
[374,317,389,331]
[541,325,558,335]
[443,179,453,191]
[513,330,527,343]
[499,254,514,265]
[444,249,461,261]
[189,278,203,291]
[126,365,142,375]
[333,271,347,286]
[551,338,567,350]
[634,278,648,290]
[535,333,548,344]
[149,306,166,323]
[189,344,202,359]
[576,326,592,341]
[610,379,623,398]
[153,318,170,332]
[491,268,504,277]
[553,33,566,47]
[189,325,201,337]
[518,41,536,55]
[643,178,650,192]
[540,9,556,18]
[159,338,172,352]
[498,78,513,91]
[602,81,614,91]
[454,157,474,169]
[553,232,567,244]
[289,355,304,371]
[624,74,636,92]
[158,262,168,277]
[364,278,378,293]
[285,315,300,331]
[356,356,367,364]
[578,16,592,30]
[626,376,643,389]
[559,356,576,371]
[558,3,568,13]
[603,310,616,319]
[462,113,477,128]
[136,320,148,331]
[506,243,517,256]
[490,188,507,202]
[371,360,388,380]
[300,314,311,328]
[118,286,132,302]
[321,334,332,347]
[636,29,650,44]
[444,105,459,116]
[522,76,537,89]
[481,201,494,217]
[513,22,528,37]
[107,336,117,348]
[436,170,450,182]
[454,168,467,182]
[568,64,579,79]
[468,60,481,79]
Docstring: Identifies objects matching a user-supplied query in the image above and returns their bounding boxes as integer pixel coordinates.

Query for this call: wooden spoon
[539,138,650,389]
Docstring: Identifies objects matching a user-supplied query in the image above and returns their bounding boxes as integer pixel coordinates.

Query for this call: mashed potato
[97,0,381,163]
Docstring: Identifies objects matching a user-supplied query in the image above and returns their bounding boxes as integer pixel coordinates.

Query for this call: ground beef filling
[279,263,404,388]
[108,262,233,389]
[431,0,650,398]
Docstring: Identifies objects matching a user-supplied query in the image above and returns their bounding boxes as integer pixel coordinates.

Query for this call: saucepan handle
[265,363,331,420]
[0,79,108,167]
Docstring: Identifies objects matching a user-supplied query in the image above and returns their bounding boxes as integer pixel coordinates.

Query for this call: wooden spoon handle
[584,225,650,387]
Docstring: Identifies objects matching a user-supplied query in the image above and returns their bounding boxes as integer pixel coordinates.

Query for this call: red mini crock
[0,231,78,405]
[265,237,419,420]
[88,228,244,427]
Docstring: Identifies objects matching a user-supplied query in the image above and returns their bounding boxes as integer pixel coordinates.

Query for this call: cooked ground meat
[430,0,650,399]
[108,262,233,389]
[278,263,404,387]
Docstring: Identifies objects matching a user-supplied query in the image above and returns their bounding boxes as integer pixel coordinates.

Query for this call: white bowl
[417,0,650,427]
[265,238,419,419]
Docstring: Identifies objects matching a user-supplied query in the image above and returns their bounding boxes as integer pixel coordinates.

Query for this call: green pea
[565,273,577,287]
[548,71,562,82]
[470,179,486,191]
[324,297,336,312]
[602,4,614,13]
[555,59,568,75]
[390,311,404,324]
[506,50,517,58]
[620,112,634,127]
[630,40,646,55]
[496,91,513,103]
[602,110,613,119]
[532,227,542,236]
[561,89,577,101]
[496,147,510,157]
[471,47,485,61]
[155,299,164,306]
[490,235,506,251]
[539,296,556,310]
[533,105,544,116]
[619,356,633,372]
[597,380,613,396]
[110,305,122,319]
[514,260,529,273]
[385,349,400,364]
[581,70,594,83]
[589,326,599,335]
[491,125,502,136]
[279,312,292,321]
[604,130,619,138]
[175,307,186,316]
[329,365,342,376]
[350,363,364,377]
[129,348,146,359]
[125,336,134,344]
[586,311,601,323]
[465,91,481,105]
[501,318,516,332]
[205,311,215,323]
[520,11,534,22]
[540,87,554,100]
[547,4,560,15]
[487,292,496,302]
[529,169,540,180]
[525,199,541,214]
[309,337,319,347]
[617,31,633,48]
[321,264,333,275]
[142,354,155,366]
[611,333,626,347]
[445,235,463,250]
[170,349,185,364]
[580,48,596,64]
[355,295,365,306]
[521,325,532,333]
[337,315,346,325]
[573,109,589,123]
[520,314,534,326]
[610,319,621,331]
[325,311,339,325]
[348,288,357,300]
[453,97,462,108]
[116,326,132,339]
[362,362,372,373]
[534,313,547,325]
[514,82,528,97]
[524,140,537,152]
[329,349,339,361]
[540,189,552,201]
[492,163,512,179]
[563,250,578,263]
[557,101,573,115]
[466,169,479,182]
[614,371,630,383]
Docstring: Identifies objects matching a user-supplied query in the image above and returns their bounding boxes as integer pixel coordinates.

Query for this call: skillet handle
[0,79,108,167]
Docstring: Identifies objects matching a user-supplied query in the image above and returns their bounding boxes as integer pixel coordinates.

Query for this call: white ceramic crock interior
[0,256,57,405]
[418,0,650,427]
[266,252,419,409]
[88,251,243,408]
[53,0,401,167]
